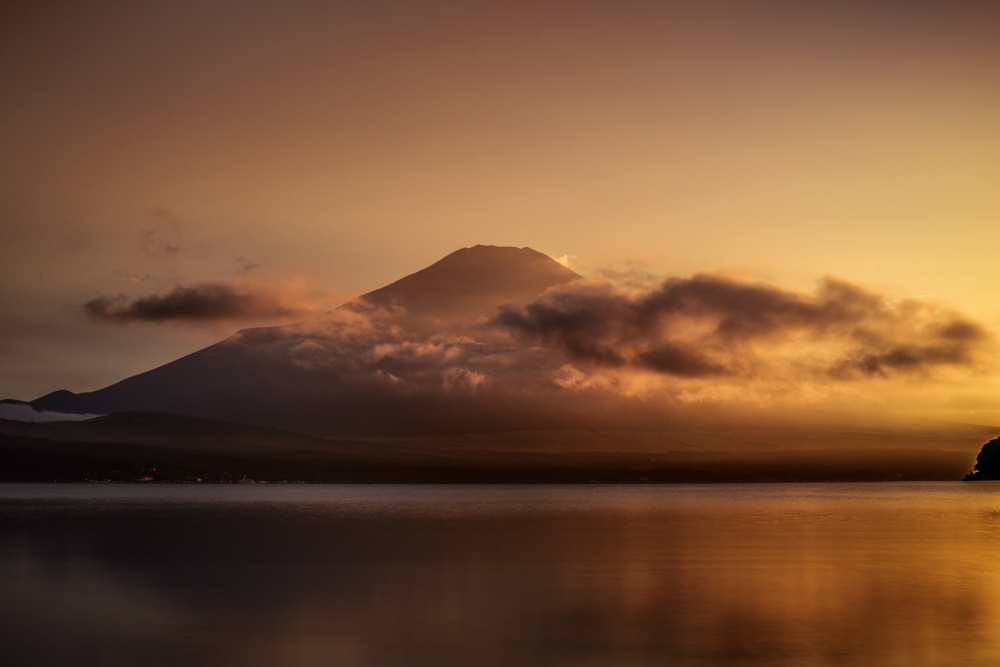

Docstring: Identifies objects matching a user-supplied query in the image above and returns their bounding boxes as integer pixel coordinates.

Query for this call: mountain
[24,245,586,435]
[7,244,996,480]
[14,244,997,468]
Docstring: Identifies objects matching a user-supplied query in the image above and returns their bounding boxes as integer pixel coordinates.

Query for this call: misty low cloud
[0,403,101,423]
[493,275,988,381]
[283,331,564,397]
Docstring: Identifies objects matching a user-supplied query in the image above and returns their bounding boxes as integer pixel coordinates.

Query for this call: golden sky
[1,0,998,422]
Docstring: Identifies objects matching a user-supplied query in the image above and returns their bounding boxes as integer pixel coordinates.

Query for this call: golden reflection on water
[2,483,1000,666]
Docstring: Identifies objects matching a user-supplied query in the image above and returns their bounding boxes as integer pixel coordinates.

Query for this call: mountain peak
[348,245,580,325]
[433,244,567,267]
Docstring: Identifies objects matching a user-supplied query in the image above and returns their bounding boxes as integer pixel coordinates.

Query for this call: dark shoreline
[1,434,976,484]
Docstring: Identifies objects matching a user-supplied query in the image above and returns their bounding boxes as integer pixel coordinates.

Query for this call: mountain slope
[26,245,584,435]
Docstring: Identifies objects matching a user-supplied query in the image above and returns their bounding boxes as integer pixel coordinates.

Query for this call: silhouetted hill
[963,435,1000,480]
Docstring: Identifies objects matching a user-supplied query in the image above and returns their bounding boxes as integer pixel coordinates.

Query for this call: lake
[2,482,999,666]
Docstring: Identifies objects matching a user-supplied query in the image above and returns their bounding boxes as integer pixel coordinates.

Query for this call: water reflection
[2,483,1000,666]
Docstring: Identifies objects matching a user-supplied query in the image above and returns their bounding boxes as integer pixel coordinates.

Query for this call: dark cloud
[84,281,305,324]
[829,342,979,379]
[636,343,724,377]
[494,275,987,380]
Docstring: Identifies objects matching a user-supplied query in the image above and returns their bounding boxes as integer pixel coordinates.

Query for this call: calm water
[3,483,1000,666]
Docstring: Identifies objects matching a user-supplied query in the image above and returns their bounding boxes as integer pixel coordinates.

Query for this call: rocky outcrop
[964,436,1000,480]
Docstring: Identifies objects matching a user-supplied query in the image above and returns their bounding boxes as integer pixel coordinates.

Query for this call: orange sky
[1,0,998,423]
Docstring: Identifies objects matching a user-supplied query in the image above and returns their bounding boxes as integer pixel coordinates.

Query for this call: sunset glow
[4,6,1000,664]
[1,0,998,427]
